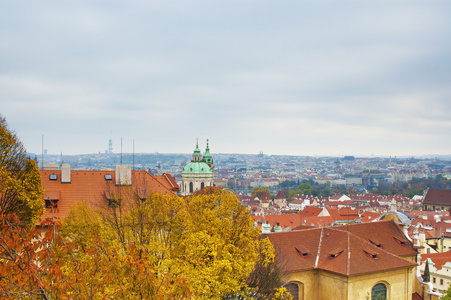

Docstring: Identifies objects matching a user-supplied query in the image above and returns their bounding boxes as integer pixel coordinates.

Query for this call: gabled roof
[41,169,177,219]
[154,173,180,192]
[259,192,272,201]
[274,191,286,200]
[253,214,302,229]
[302,216,335,227]
[327,207,360,222]
[265,221,416,276]
[299,206,322,218]
[420,251,451,270]
[424,189,451,206]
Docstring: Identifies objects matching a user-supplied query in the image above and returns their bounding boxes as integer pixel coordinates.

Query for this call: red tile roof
[424,189,451,206]
[302,216,335,227]
[41,169,177,220]
[299,206,322,218]
[274,191,286,199]
[420,251,451,270]
[253,214,302,229]
[412,292,423,300]
[266,221,417,276]
[154,173,180,192]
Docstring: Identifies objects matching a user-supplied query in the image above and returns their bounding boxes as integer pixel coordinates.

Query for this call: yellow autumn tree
[61,186,278,299]
[0,115,44,226]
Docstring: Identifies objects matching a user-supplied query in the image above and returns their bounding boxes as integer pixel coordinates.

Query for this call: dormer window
[369,239,382,248]
[329,250,344,259]
[364,250,378,259]
[393,236,406,245]
[295,246,309,257]
[49,174,58,180]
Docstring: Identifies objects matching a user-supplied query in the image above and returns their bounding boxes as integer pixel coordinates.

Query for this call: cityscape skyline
[2,1,451,157]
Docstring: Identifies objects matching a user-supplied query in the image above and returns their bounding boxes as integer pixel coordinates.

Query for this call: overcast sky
[1,1,451,157]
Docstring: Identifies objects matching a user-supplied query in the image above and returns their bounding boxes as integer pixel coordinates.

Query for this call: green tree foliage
[0,115,44,226]
[287,181,314,198]
[252,187,271,199]
[379,175,451,198]
[279,180,297,189]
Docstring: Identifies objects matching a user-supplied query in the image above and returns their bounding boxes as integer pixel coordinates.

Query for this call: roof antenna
[121,137,123,165]
[41,134,44,170]
[133,139,135,170]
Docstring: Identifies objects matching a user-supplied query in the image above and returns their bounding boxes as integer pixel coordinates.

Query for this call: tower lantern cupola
[192,139,203,162]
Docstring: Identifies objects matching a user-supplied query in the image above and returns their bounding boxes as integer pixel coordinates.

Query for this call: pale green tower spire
[203,139,213,170]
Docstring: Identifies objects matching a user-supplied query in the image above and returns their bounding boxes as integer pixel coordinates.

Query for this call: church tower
[180,139,214,196]
[203,139,214,171]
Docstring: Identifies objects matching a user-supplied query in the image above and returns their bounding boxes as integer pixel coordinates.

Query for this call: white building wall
[181,173,214,196]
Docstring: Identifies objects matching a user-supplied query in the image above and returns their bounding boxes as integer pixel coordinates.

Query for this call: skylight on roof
[104,174,112,180]
[49,174,58,180]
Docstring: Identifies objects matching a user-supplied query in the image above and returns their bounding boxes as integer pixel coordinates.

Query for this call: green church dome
[182,161,213,174]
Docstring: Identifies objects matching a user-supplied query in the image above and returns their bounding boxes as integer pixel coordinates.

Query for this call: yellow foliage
[61,187,267,299]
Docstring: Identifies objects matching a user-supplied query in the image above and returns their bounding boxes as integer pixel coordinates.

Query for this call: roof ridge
[347,231,351,276]
[315,228,324,269]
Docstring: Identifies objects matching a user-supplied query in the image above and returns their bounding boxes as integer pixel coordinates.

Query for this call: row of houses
[38,163,451,299]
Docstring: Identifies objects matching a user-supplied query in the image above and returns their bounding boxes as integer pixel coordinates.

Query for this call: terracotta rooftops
[274,191,286,199]
[420,251,451,270]
[253,214,302,229]
[424,189,451,206]
[41,168,177,220]
[265,221,417,276]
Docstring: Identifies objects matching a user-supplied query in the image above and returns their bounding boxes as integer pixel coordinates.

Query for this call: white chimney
[43,164,59,170]
[61,164,71,183]
[116,165,132,186]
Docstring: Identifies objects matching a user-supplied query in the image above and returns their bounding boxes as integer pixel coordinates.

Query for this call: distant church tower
[181,139,214,196]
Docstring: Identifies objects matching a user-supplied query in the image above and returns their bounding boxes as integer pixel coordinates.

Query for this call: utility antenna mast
[41,135,44,170]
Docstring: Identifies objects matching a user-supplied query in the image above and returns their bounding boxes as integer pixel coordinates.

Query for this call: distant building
[423,189,451,211]
[420,251,451,294]
[180,140,214,196]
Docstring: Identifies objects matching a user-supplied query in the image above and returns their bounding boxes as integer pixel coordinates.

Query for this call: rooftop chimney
[61,164,71,183]
[43,164,59,170]
[116,165,132,186]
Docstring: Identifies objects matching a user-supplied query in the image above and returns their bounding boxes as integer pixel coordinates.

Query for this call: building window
[45,199,58,209]
[441,279,444,285]
[433,277,436,283]
[285,283,299,300]
[49,174,58,180]
[201,182,205,189]
[189,182,193,194]
[371,283,387,300]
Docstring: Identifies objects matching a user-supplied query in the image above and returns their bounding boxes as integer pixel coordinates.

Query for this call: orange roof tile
[253,214,302,229]
[420,251,451,270]
[424,189,451,206]
[154,173,180,192]
[40,169,176,220]
[265,221,417,276]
